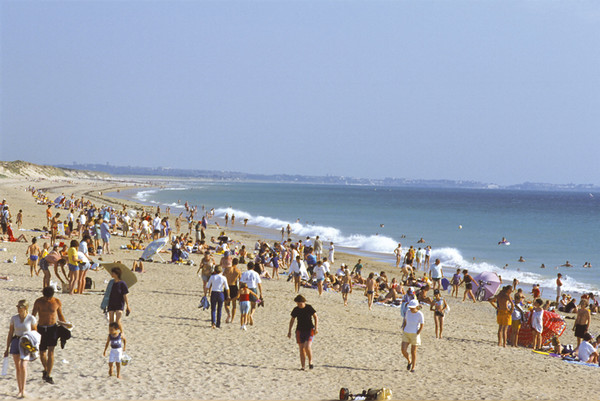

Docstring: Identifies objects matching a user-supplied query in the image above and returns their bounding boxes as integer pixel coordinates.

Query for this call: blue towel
[199,296,210,310]
[100,279,114,311]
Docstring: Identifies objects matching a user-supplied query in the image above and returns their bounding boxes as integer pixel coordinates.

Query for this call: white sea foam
[212,207,598,294]
[216,208,417,254]
[134,189,159,202]
[432,247,596,294]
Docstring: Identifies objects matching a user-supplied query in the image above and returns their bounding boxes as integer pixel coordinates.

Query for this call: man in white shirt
[240,262,263,325]
[429,259,444,291]
[401,299,424,373]
[206,266,230,328]
[152,214,162,240]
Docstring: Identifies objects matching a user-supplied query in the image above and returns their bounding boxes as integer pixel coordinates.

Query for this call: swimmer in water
[498,237,508,245]
[540,264,546,269]
[561,261,573,267]
[518,256,525,262]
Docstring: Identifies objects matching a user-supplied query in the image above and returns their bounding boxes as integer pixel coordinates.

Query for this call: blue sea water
[115,182,600,295]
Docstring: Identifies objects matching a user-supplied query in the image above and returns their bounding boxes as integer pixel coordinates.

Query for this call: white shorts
[109,348,122,363]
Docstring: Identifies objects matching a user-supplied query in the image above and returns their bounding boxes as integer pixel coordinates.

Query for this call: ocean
[112,182,600,295]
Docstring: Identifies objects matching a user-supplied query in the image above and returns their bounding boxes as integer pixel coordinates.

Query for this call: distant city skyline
[2,1,599,185]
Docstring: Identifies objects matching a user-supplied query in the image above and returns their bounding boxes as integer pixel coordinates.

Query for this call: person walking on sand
[488,285,514,347]
[32,286,70,384]
[100,219,111,255]
[224,258,242,324]
[556,273,563,303]
[4,300,37,399]
[314,260,327,296]
[207,266,230,329]
[365,272,376,310]
[430,289,447,339]
[287,294,318,370]
[26,238,41,277]
[107,267,131,333]
[103,322,126,378]
[429,258,443,291]
[240,262,263,326]
[401,299,424,373]
[238,283,258,330]
[340,265,353,307]
[459,269,476,303]
[288,255,304,294]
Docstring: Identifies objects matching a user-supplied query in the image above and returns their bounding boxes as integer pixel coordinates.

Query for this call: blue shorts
[9,336,20,355]
[240,300,250,314]
[317,278,324,282]
[39,258,49,271]
[249,287,258,303]
[79,262,89,271]
[29,255,39,262]
[68,263,79,272]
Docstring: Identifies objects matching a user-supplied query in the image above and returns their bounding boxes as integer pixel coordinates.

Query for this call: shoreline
[107,182,595,300]
[1,176,599,400]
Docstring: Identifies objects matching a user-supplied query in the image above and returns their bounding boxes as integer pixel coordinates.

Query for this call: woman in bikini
[430,289,448,339]
[460,269,476,303]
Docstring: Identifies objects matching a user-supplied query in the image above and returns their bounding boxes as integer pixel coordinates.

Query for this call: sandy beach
[0,177,599,400]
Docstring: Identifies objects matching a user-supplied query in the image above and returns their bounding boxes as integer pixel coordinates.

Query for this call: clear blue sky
[1,1,599,185]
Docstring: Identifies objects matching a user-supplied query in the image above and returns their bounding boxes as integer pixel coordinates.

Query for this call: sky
[1,1,599,186]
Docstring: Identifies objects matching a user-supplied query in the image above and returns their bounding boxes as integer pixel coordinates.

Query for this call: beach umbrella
[508,310,566,347]
[101,262,138,288]
[471,271,502,301]
[140,237,168,262]
[54,195,65,205]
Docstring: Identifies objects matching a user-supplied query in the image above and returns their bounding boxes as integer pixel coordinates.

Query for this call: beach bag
[85,277,94,289]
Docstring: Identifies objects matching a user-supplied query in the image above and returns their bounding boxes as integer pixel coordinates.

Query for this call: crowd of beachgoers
[2,182,600,399]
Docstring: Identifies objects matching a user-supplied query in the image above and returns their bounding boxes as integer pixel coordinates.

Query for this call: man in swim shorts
[32,286,69,384]
[26,237,41,277]
[224,258,242,324]
[556,273,563,303]
[488,285,514,347]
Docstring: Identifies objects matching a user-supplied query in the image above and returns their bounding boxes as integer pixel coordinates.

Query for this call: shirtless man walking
[340,266,353,307]
[32,287,69,384]
[488,285,514,347]
[50,213,61,246]
[224,258,242,324]
[394,243,402,268]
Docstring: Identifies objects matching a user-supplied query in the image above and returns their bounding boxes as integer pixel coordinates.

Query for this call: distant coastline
[56,162,599,192]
